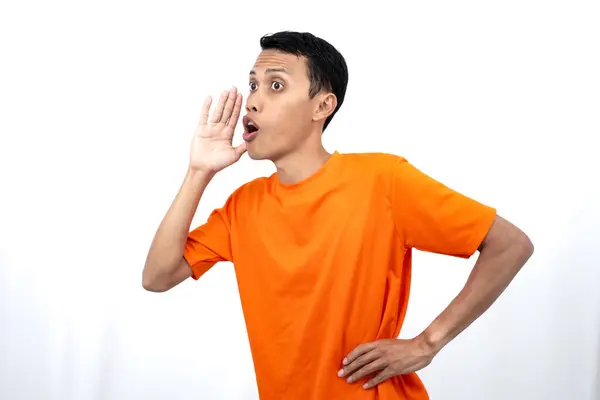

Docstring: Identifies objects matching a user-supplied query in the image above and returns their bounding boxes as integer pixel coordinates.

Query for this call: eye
[271,81,283,91]
[249,82,257,91]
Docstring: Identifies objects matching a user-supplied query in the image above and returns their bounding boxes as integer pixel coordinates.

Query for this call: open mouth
[243,115,260,141]
[247,123,258,133]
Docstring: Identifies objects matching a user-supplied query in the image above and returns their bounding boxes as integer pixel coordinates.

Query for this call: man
[142,31,534,399]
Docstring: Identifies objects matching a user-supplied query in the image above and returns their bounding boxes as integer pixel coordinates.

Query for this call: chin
[245,138,283,162]
[246,146,269,161]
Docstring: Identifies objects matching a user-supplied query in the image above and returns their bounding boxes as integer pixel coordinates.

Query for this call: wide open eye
[271,81,283,91]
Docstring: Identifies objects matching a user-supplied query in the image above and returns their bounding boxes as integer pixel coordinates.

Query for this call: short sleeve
[389,157,497,258]
[183,194,236,280]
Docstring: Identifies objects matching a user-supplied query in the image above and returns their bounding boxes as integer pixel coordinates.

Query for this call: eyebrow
[249,68,289,76]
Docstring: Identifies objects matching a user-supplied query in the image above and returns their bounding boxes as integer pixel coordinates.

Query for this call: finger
[221,87,238,124]
[339,349,379,378]
[363,367,395,390]
[234,142,247,160]
[198,96,212,125]
[226,93,243,127]
[209,90,231,123]
[343,342,378,367]
[346,359,387,383]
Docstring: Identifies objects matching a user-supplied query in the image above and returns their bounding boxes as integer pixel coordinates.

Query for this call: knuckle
[364,364,377,375]
[354,355,367,367]
[352,369,364,380]
[345,363,357,374]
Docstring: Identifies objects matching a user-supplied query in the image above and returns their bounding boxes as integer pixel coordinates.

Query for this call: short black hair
[259,31,348,131]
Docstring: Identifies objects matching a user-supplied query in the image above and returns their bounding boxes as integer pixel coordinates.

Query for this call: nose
[245,92,261,113]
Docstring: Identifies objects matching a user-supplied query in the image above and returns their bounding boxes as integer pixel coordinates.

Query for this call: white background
[1,1,599,399]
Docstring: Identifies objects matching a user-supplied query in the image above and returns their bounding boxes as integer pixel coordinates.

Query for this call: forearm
[143,168,214,281]
[420,221,534,353]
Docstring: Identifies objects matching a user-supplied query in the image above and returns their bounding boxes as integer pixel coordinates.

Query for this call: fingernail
[363,383,369,389]
[343,358,348,365]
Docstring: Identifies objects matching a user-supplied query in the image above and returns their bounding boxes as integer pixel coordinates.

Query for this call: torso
[226,152,429,399]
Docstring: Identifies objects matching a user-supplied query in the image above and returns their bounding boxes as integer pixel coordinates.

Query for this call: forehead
[250,49,307,77]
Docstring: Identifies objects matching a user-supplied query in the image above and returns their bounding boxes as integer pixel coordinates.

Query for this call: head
[242,31,348,161]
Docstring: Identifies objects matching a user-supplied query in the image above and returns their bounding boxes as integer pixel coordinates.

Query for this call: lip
[242,115,260,142]
[243,129,260,142]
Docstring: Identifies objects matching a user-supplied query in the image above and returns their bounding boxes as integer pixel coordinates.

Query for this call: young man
[142,31,534,399]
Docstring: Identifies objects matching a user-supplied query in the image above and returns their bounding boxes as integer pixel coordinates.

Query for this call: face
[242,49,336,161]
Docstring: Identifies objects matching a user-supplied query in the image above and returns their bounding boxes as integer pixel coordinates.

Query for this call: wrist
[186,167,215,183]
[418,327,447,356]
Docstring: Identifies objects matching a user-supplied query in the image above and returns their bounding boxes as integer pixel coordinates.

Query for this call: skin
[244,49,337,184]
[143,48,534,391]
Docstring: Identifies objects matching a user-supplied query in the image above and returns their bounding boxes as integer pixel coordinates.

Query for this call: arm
[339,158,534,389]
[142,169,215,292]
[340,214,534,389]
[142,87,246,292]
[421,214,534,352]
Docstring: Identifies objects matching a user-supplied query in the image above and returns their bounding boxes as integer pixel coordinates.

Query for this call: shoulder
[225,175,270,205]
[337,151,409,180]
[329,151,413,199]
[339,151,406,167]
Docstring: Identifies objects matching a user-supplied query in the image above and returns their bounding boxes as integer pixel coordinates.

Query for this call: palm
[189,87,247,173]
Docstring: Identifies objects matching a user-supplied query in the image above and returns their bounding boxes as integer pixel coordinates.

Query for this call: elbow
[142,266,167,293]
[521,232,534,261]
[142,274,157,292]
[480,215,534,270]
[486,215,534,260]
[511,230,534,269]
[142,278,167,293]
[523,234,534,257]
[142,277,157,292]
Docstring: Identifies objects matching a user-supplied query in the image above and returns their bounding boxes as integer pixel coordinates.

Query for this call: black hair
[259,31,348,131]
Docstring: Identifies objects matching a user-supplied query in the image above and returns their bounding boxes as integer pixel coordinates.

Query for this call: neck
[273,139,332,185]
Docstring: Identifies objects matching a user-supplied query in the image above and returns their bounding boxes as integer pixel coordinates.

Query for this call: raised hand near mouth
[189,87,247,174]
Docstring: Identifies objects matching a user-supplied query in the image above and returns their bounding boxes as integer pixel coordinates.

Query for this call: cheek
[273,98,312,124]
[263,93,313,137]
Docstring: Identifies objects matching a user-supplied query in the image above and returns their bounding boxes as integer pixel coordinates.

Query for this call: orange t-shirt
[184,151,496,399]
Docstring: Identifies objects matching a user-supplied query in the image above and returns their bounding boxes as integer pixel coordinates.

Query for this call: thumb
[234,142,247,160]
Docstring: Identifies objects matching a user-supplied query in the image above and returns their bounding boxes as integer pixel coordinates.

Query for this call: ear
[312,92,337,123]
